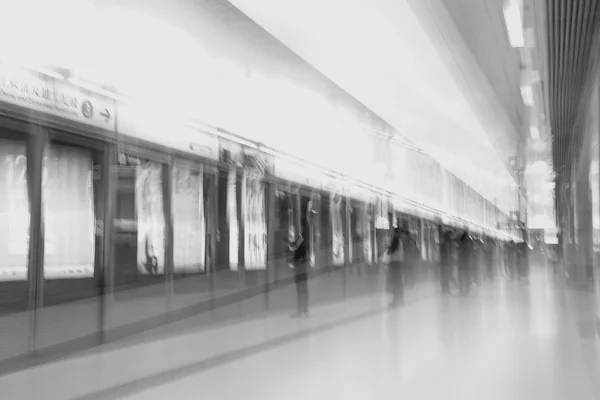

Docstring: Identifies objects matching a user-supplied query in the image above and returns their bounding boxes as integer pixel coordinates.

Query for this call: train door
[170,159,215,304]
[106,144,173,339]
[37,129,107,350]
[0,126,34,362]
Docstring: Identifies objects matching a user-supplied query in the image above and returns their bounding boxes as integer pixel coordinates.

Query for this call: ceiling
[441,0,525,137]
[227,0,526,211]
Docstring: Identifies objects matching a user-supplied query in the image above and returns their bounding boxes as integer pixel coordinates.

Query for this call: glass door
[170,159,213,306]
[37,133,106,350]
[113,153,167,292]
[0,128,33,362]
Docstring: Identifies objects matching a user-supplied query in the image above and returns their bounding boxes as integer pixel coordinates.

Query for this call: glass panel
[0,136,31,362]
[307,195,317,267]
[172,163,205,273]
[108,156,167,336]
[242,170,267,270]
[43,144,95,279]
[37,142,100,350]
[136,160,166,276]
[320,195,331,265]
[331,194,345,266]
[361,203,373,265]
[227,168,238,270]
[0,139,29,281]
[170,162,214,308]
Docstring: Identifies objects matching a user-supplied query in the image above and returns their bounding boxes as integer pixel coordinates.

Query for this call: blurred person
[439,228,454,295]
[518,241,530,282]
[382,227,405,307]
[402,228,418,288]
[458,231,472,295]
[505,240,515,279]
[288,228,310,318]
[547,246,557,275]
[486,237,495,281]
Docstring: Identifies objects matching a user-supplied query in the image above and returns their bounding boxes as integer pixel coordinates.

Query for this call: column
[576,151,594,286]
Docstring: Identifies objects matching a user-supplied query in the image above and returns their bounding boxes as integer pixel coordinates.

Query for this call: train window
[0,138,29,286]
[34,137,105,351]
[43,144,96,280]
[242,170,267,270]
[227,168,239,270]
[172,162,205,274]
[331,194,345,266]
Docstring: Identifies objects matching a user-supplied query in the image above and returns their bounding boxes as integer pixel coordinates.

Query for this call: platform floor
[1,265,599,400]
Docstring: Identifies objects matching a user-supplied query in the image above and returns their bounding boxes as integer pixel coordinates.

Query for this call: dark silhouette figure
[506,241,516,278]
[518,241,530,282]
[289,231,309,318]
[439,228,453,294]
[384,228,405,307]
[458,232,472,295]
[486,238,495,281]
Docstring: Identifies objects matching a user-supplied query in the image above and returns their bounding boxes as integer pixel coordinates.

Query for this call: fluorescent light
[530,126,540,139]
[503,0,525,48]
[520,84,535,106]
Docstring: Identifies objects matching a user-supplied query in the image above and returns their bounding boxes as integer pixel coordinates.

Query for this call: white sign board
[0,65,116,131]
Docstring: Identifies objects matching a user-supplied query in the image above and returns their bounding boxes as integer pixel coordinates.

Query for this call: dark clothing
[293,240,307,261]
[403,238,417,287]
[386,236,404,306]
[387,261,403,305]
[292,239,309,314]
[458,236,472,295]
[486,242,495,280]
[294,260,309,314]
[517,242,529,280]
[440,240,453,293]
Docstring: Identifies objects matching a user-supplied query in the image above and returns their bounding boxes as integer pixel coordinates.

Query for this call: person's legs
[395,266,404,304]
[291,264,307,317]
[441,263,450,293]
[292,276,303,317]
[459,265,470,295]
[299,275,309,314]
[461,270,466,294]
[387,264,402,306]
[297,262,309,315]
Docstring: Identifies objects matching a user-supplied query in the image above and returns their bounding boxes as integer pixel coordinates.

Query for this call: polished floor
[1,266,599,400]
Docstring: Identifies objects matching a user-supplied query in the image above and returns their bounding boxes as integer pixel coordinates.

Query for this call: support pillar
[575,147,594,286]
